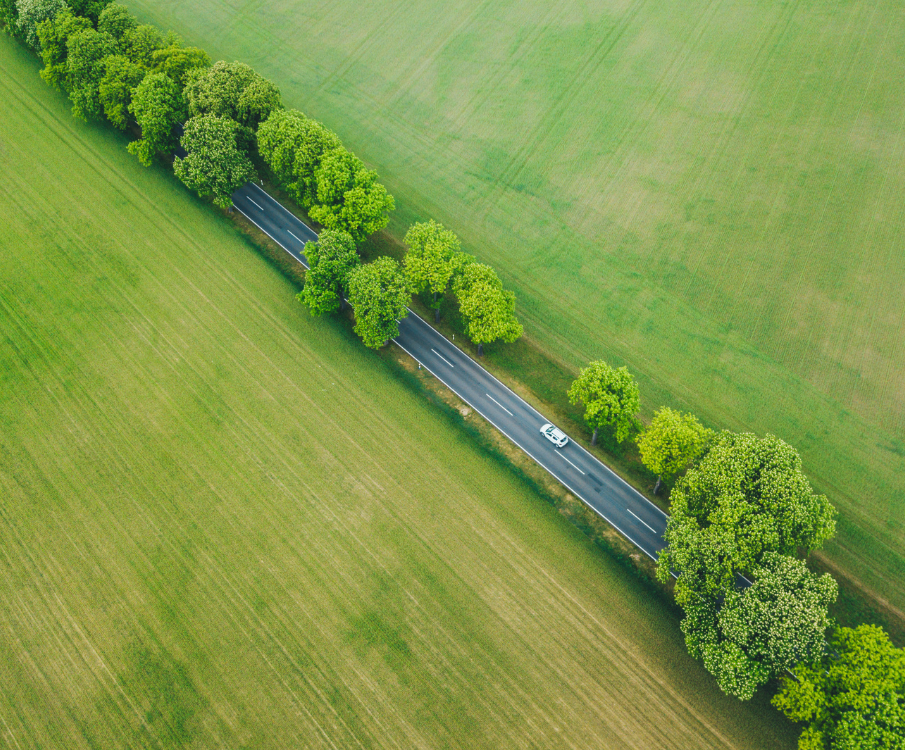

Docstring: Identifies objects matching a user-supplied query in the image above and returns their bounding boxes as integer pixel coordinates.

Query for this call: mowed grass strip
[0,41,796,748]
[121,0,905,614]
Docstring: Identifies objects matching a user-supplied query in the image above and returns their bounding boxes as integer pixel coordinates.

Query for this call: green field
[120,0,905,616]
[0,39,798,748]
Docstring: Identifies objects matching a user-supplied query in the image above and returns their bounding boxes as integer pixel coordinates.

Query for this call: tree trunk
[477,343,483,356]
[591,427,599,446]
[435,306,441,323]
[654,477,662,495]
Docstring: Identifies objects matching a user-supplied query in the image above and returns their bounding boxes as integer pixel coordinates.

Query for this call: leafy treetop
[567,360,640,445]
[773,624,905,750]
[347,257,410,349]
[298,230,359,317]
[637,406,711,493]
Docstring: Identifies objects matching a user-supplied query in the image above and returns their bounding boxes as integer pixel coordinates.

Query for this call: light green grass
[120,0,905,614]
[0,39,797,748]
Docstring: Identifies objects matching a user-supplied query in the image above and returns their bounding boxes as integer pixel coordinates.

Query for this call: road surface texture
[232,182,669,561]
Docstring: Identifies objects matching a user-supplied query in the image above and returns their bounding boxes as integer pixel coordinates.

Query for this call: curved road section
[232,182,669,562]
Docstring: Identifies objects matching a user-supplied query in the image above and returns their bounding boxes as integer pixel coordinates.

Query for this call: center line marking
[627,508,657,534]
[248,197,264,210]
[486,394,513,416]
[287,230,303,243]
[555,451,586,475]
[431,348,454,367]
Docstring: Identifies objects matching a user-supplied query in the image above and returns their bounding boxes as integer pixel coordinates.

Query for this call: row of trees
[566,359,904,747]
[4,1,521,356]
[296,220,522,353]
[5,0,395,232]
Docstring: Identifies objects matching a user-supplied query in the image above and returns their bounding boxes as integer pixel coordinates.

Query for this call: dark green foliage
[66,27,117,120]
[173,114,256,208]
[1,0,22,38]
[98,53,144,128]
[128,71,185,165]
[150,42,209,85]
[66,0,110,24]
[297,230,359,316]
[774,625,905,749]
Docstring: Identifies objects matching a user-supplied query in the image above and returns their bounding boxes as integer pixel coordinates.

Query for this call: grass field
[0,39,799,748]
[119,0,905,616]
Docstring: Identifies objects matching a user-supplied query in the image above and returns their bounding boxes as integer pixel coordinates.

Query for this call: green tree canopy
[16,0,68,49]
[308,147,395,242]
[184,60,282,133]
[403,219,466,321]
[66,0,110,23]
[298,230,359,316]
[66,27,117,120]
[773,624,905,749]
[127,71,185,165]
[637,406,711,493]
[347,257,410,349]
[98,53,144,128]
[257,108,342,209]
[567,360,640,445]
[96,2,134,40]
[679,552,837,700]
[452,262,522,355]
[150,42,209,85]
[37,7,91,89]
[658,431,837,595]
[119,23,165,66]
[173,114,256,208]
[2,0,23,38]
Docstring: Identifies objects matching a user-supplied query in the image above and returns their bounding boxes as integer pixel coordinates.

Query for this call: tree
[183,60,282,133]
[98,53,145,128]
[308,147,395,242]
[119,23,164,66]
[452,263,522,355]
[297,230,359,316]
[678,552,837,700]
[567,360,640,446]
[658,431,837,596]
[257,108,341,208]
[150,42,210,85]
[347,257,410,349]
[66,27,117,120]
[96,2,135,41]
[16,0,68,50]
[66,0,110,24]
[404,220,466,322]
[773,624,905,749]
[37,8,91,90]
[637,406,711,493]
[173,115,256,208]
[1,0,24,39]
[127,72,185,165]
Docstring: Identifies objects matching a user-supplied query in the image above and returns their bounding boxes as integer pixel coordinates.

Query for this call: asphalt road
[232,181,669,561]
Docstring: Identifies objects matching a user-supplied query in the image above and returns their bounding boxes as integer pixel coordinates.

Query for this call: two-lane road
[232,181,669,561]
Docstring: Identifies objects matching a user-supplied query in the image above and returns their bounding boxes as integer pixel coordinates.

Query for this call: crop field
[0,40,799,748]
[120,0,905,616]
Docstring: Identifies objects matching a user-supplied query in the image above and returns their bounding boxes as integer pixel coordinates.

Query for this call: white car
[539,423,569,448]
